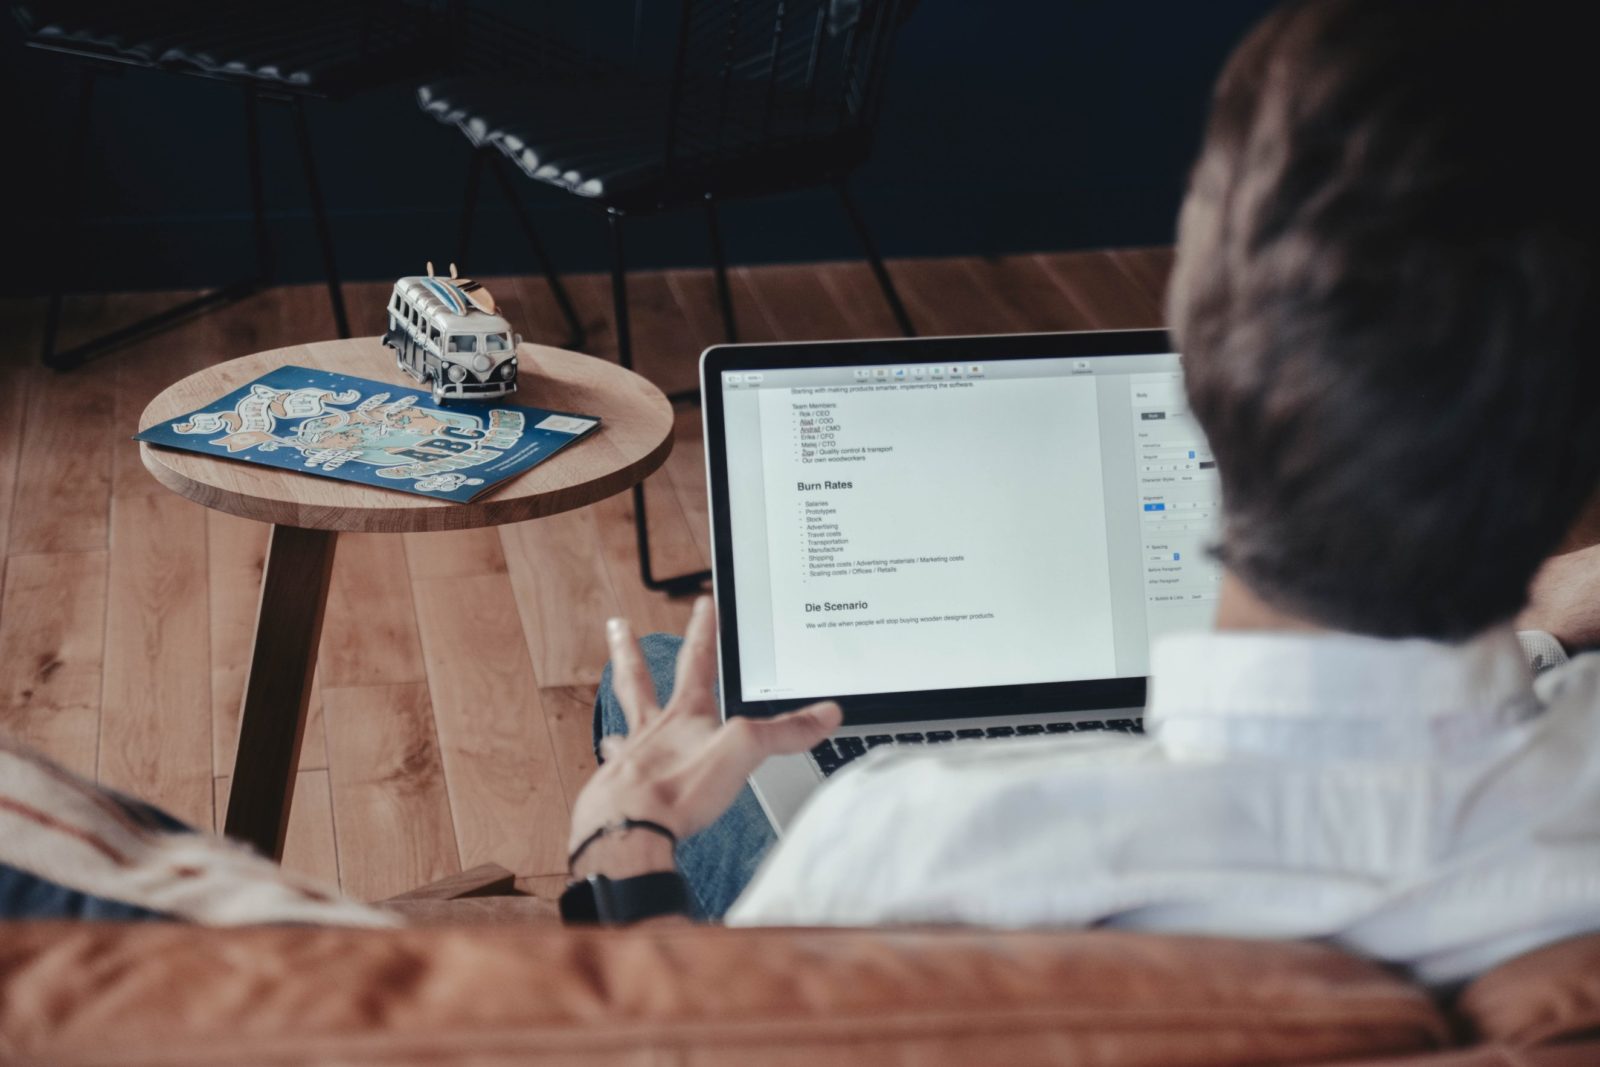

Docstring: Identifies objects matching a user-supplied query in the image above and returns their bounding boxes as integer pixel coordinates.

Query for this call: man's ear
[1558,489,1600,554]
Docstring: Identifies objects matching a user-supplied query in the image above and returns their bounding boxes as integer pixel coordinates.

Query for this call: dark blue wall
[1,1,1277,295]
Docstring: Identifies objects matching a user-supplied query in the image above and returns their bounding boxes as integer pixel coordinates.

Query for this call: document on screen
[747,374,1116,698]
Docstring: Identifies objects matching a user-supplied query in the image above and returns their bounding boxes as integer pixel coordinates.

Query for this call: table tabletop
[137,337,675,533]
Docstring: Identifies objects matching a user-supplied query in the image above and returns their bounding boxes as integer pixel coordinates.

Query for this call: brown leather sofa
[2,912,1596,1066]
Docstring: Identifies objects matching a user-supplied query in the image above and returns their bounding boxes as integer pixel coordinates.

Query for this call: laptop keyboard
[809,717,1144,777]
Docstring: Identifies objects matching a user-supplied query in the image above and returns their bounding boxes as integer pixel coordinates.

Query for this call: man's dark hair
[1169,0,1600,640]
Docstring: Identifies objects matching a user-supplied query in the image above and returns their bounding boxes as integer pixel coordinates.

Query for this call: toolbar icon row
[853,364,984,381]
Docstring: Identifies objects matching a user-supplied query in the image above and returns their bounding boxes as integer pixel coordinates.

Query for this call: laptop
[701,329,1222,831]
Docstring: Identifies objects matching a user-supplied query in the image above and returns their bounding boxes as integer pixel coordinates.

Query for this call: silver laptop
[700,330,1222,831]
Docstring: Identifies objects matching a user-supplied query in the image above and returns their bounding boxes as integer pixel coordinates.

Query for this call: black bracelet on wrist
[567,817,678,872]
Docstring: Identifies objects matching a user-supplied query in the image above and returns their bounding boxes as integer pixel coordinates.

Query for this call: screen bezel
[702,329,1172,726]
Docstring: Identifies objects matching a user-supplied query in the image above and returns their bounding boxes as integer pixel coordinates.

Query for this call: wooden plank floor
[0,249,1171,899]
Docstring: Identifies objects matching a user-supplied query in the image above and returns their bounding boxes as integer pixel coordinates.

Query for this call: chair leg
[836,179,915,337]
[41,65,95,369]
[487,154,585,351]
[244,89,273,283]
[455,147,486,271]
[290,97,350,339]
[610,210,709,595]
[704,194,737,343]
[606,208,634,371]
[631,483,711,596]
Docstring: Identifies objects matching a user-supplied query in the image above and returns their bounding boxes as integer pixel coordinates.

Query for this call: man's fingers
[724,701,843,760]
[759,701,844,754]
[597,735,627,764]
[675,702,844,828]
[672,597,719,716]
[606,617,661,730]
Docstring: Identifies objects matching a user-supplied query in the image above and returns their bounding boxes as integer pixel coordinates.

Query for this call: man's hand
[568,597,842,875]
[1518,542,1600,652]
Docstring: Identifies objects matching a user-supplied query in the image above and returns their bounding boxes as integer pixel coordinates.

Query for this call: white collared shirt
[727,627,1600,987]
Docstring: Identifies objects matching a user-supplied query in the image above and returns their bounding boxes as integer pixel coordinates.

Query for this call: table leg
[224,525,338,861]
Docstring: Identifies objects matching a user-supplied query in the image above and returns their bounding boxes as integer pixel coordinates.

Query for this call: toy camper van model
[382,263,520,402]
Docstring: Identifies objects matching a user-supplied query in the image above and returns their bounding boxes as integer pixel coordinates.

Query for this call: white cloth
[727,626,1600,987]
[0,739,395,927]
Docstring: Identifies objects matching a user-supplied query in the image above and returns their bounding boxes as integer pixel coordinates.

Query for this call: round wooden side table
[138,337,674,861]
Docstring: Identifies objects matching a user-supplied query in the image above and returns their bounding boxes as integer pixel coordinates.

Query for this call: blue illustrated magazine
[135,365,601,503]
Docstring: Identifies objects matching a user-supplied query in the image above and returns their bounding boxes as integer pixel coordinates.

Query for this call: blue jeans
[593,634,777,920]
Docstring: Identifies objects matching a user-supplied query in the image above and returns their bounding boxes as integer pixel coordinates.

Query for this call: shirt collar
[1146,626,1542,759]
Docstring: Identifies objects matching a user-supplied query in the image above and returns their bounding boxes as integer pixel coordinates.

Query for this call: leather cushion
[1455,933,1600,1047]
[0,923,1446,1066]
[1319,1045,1600,1067]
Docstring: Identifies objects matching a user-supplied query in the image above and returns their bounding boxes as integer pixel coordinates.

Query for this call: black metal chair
[420,0,917,594]
[14,0,462,371]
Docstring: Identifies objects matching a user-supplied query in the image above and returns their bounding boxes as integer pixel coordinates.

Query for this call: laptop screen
[705,333,1222,719]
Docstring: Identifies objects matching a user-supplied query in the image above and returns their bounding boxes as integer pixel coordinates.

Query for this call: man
[571,0,1600,986]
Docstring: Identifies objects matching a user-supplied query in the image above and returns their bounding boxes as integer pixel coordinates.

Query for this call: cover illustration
[135,365,601,503]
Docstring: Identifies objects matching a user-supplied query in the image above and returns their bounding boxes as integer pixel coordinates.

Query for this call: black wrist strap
[560,871,692,925]
[567,818,678,872]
